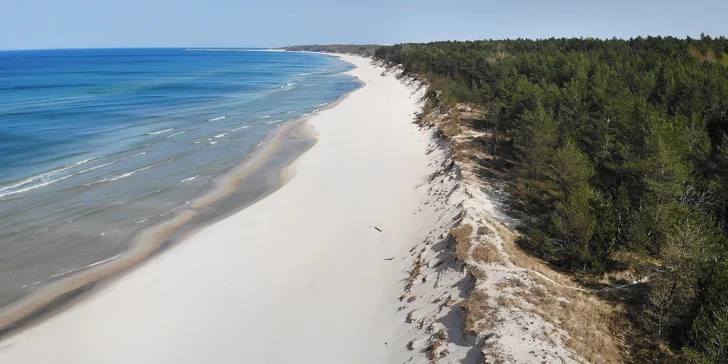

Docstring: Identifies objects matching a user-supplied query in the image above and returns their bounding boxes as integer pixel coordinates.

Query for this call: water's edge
[0,54,363,340]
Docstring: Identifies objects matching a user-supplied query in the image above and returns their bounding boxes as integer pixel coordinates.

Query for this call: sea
[0,48,359,313]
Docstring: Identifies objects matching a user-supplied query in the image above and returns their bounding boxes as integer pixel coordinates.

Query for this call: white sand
[0,56,436,363]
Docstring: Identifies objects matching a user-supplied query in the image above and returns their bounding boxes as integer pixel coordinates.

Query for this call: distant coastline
[282,44,381,57]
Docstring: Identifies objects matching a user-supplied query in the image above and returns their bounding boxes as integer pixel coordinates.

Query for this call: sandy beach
[0,55,437,363]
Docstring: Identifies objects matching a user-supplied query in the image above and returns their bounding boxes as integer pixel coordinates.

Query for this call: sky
[1,0,727,50]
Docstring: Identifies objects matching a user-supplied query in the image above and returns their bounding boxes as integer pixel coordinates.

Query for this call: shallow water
[0,48,358,309]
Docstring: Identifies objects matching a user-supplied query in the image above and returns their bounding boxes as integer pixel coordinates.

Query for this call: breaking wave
[147,128,174,135]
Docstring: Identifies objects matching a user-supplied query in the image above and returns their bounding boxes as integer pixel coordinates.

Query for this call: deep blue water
[0,48,358,307]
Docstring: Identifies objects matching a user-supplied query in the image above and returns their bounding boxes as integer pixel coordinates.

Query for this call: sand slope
[0,56,435,363]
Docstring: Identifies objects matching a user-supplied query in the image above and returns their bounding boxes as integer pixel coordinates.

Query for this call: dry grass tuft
[461,290,491,334]
[440,117,461,139]
[504,277,527,289]
[521,287,623,363]
[472,242,507,265]
[495,226,624,362]
[451,224,473,262]
[469,266,488,280]
[428,339,444,360]
[430,339,443,351]
[438,328,448,340]
[496,295,521,309]
[498,224,576,290]
[477,225,493,235]
[503,255,623,363]
[531,285,548,299]
[444,295,456,307]
[410,259,422,280]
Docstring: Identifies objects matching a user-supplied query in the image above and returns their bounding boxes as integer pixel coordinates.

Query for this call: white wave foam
[22,281,43,289]
[108,172,135,182]
[166,130,187,138]
[231,125,251,132]
[99,159,174,183]
[180,175,199,183]
[148,128,174,135]
[76,152,147,175]
[160,201,190,217]
[135,219,148,224]
[0,175,73,198]
[317,103,328,107]
[99,228,119,236]
[9,152,146,193]
[208,116,226,122]
[83,178,105,186]
[214,133,227,138]
[259,115,271,119]
[34,226,53,234]
[75,158,96,166]
[0,157,97,198]
[210,141,218,145]
[50,253,123,279]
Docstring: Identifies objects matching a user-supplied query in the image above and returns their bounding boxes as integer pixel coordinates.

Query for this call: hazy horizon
[4,32,728,52]
[2,0,727,51]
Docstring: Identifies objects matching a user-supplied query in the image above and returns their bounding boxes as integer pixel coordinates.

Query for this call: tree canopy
[375,36,728,362]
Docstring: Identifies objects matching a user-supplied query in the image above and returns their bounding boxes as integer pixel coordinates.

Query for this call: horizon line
[2,33,727,52]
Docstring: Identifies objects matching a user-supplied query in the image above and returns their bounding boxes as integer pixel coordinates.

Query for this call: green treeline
[375,36,728,362]
[284,44,381,57]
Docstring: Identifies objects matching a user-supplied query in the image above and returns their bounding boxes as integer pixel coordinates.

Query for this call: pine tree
[549,141,603,269]
[514,103,559,212]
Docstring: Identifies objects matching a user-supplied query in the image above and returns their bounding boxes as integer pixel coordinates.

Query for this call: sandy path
[0,55,433,364]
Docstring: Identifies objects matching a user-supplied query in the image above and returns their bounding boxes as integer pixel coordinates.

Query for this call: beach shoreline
[0,54,442,363]
[0,54,362,340]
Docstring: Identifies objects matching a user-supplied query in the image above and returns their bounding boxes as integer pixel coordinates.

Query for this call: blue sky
[2,0,726,50]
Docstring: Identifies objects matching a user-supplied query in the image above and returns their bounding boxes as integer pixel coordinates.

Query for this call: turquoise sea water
[0,49,358,309]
